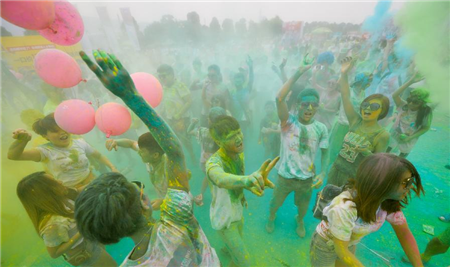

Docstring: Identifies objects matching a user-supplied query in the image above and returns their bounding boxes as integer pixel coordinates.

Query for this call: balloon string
[81,78,87,83]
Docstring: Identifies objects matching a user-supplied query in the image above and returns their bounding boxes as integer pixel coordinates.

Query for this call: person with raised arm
[74,50,219,266]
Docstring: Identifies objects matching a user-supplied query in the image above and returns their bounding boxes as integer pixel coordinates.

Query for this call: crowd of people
[3,22,449,267]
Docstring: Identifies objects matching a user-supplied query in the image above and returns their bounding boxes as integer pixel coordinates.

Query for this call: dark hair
[32,113,60,136]
[138,132,164,155]
[209,115,240,141]
[17,172,75,233]
[349,153,424,223]
[415,105,432,129]
[361,94,390,120]
[211,94,227,109]
[208,107,226,123]
[75,172,147,244]
[157,64,174,75]
[208,64,222,82]
[297,88,320,103]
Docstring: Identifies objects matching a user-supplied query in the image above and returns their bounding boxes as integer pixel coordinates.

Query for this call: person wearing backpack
[310,153,424,267]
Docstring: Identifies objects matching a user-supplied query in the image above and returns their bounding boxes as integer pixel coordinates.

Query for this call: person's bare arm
[338,57,359,126]
[46,232,82,259]
[333,237,365,267]
[392,72,424,108]
[7,129,41,162]
[105,138,138,151]
[276,64,312,126]
[391,221,423,267]
[90,150,118,172]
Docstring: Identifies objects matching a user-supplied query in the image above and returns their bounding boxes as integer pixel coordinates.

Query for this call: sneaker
[296,216,306,238]
[266,218,275,233]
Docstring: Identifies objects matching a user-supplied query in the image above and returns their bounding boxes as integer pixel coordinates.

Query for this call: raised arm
[105,138,138,151]
[7,129,41,162]
[80,50,189,191]
[276,62,312,125]
[392,72,425,108]
[338,57,359,126]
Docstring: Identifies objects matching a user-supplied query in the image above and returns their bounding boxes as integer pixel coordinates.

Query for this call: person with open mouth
[327,57,391,187]
[7,113,118,192]
[266,57,330,239]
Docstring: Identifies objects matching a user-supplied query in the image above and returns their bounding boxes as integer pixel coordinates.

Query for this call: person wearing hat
[327,71,373,169]
[387,72,432,158]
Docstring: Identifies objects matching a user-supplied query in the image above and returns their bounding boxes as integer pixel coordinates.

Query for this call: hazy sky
[2,1,405,35]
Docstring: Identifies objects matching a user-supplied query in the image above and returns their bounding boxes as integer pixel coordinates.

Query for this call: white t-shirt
[316,191,406,247]
[206,149,245,230]
[276,114,329,179]
[37,138,94,187]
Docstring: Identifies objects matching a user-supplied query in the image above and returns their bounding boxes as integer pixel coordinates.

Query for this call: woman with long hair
[387,72,433,158]
[310,153,424,266]
[327,57,391,186]
[17,172,116,266]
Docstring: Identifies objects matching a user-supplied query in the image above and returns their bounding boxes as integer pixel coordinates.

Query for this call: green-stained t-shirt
[206,148,245,230]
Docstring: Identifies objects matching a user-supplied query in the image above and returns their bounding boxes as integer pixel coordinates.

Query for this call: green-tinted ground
[2,111,449,267]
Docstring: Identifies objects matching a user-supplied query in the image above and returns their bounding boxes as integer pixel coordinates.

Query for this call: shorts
[270,175,313,209]
[310,231,356,267]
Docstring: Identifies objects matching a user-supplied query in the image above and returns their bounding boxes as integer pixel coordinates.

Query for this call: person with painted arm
[266,57,330,238]
[327,57,390,187]
[75,49,219,266]
[206,115,279,267]
[310,153,424,267]
[8,113,118,191]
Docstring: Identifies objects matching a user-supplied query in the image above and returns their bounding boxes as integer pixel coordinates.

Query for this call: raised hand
[79,50,137,100]
[340,56,355,74]
[12,129,31,142]
[105,139,118,151]
[245,157,280,196]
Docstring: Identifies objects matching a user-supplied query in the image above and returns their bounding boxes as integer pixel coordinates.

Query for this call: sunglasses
[361,102,381,111]
[401,177,414,189]
[299,102,319,108]
[407,97,423,105]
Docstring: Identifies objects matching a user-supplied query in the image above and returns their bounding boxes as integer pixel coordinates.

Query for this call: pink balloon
[95,103,131,138]
[38,0,84,46]
[131,72,163,108]
[55,99,95,134]
[34,49,83,88]
[1,0,55,30]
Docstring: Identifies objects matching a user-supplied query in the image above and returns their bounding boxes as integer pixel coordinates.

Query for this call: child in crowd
[17,172,116,266]
[8,113,118,191]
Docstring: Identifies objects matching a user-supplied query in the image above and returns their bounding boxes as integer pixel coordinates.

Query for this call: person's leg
[386,146,393,153]
[422,226,450,262]
[399,152,409,158]
[309,232,337,267]
[217,220,251,267]
[294,178,313,238]
[266,175,293,233]
[327,123,349,169]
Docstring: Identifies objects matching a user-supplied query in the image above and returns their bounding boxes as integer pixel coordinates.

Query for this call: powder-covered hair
[75,172,147,244]
[209,115,240,142]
